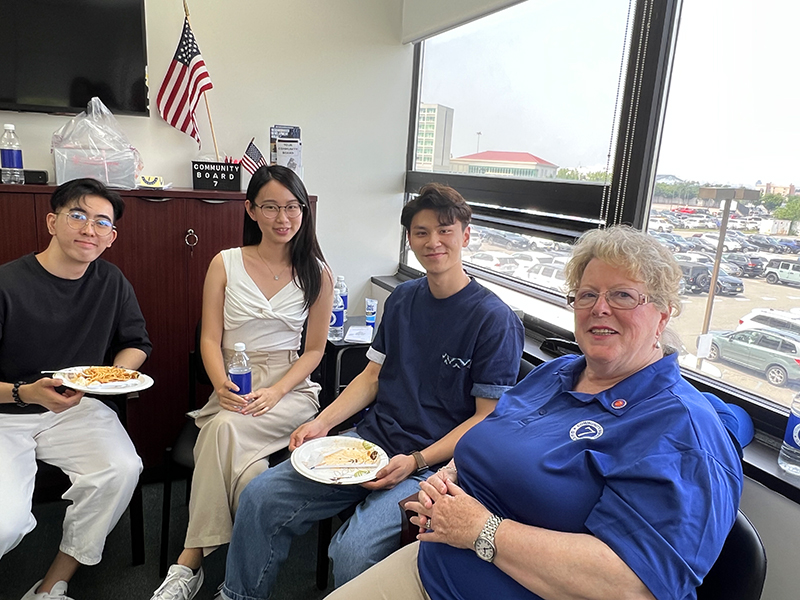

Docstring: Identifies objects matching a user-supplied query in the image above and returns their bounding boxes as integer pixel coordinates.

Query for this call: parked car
[654,232,693,252]
[510,252,554,277]
[466,251,519,274]
[777,238,800,254]
[748,234,784,254]
[510,251,554,266]
[650,233,679,252]
[725,231,759,252]
[721,253,766,277]
[693,233,743,252]
[737,308,800,336]
[680,263,712,294]
[763,258,800,286]
[519,263,566,292]
[679,263,744,295]
[703,329,800,387]
[674,252,713,265]
[648,217,674,233]
[478,228,532,250]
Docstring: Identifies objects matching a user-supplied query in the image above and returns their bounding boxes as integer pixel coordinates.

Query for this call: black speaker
[23,170,48,184]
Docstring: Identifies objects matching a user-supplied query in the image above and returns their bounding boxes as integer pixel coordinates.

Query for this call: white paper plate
[291,436,389,485]
[52,366,154,395]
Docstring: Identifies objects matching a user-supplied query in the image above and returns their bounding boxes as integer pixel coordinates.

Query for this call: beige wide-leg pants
[185,349,319,553]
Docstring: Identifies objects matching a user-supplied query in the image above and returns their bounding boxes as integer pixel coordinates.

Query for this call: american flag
[156,18,213,147]
[241,140,268,174]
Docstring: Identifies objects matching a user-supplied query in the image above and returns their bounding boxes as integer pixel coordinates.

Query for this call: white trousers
[0,398,142,565]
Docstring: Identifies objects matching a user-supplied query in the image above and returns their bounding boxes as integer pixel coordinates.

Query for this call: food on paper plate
[316,441,379,468]
[65,366,140,387]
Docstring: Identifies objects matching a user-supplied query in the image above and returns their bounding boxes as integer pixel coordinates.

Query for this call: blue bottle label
[783,412,800,449]
[229,371,252,395]
[330,308,344,328]
[340,293,348,310]
[1,148,23,169]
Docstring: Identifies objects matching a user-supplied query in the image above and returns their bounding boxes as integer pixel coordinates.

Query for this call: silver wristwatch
[473,513,504,562]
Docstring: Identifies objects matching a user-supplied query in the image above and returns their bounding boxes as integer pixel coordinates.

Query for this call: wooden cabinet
[0,183,316,469]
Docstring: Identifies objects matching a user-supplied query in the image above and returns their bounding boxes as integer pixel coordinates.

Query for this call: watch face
[474,537,496,562]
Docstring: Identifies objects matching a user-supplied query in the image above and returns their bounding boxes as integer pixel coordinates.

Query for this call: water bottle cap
[336,275,345,282]
[233,342,246,352]
[3,124,14,131]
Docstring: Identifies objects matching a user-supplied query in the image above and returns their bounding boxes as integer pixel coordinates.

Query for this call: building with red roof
[450,151,558,179]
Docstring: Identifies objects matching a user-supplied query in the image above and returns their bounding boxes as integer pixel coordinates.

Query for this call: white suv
[737,308,800,336]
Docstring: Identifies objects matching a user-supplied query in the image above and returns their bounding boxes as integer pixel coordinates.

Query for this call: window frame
[398,0,794,451]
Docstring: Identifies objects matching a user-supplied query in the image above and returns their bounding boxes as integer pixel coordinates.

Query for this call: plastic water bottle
[227,342,252,396]
[365,298,377,329]
[778,393,800,476]
[0,124,24,184]
[334,275,348,322]
[329,292,344,341]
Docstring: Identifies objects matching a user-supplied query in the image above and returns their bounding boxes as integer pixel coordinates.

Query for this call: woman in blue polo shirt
[325,225,743,600]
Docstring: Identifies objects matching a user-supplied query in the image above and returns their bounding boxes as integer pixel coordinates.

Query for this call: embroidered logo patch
[442,353,471,369]
[570,420,604,441]
[611,399,627,409]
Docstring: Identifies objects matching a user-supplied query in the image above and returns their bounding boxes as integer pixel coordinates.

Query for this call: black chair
[33,394,145,566]
[159,321,291,576]
[316,356,537,589]
[696,510,767,600]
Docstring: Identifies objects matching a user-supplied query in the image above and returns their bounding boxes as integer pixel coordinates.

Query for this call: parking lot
[466,227,800,408]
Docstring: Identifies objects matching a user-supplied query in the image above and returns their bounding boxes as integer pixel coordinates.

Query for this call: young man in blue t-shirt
[213,183,523,600]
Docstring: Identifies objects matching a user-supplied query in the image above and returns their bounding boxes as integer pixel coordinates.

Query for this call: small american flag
[242,139,268,174]
[156,18,213,147]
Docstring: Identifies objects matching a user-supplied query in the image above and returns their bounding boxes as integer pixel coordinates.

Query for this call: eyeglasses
[254,202,303,219]
[566,288,650,310]
[58,211,115,237]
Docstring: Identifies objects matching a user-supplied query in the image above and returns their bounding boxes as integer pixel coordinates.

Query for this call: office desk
[315,317,372,411]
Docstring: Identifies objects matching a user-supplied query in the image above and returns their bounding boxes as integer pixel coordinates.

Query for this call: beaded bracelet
[12,381,28,407]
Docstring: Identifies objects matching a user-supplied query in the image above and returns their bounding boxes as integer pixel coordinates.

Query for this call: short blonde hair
[564,225,683,317]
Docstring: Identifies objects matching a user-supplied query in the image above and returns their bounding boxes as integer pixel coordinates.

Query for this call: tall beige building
[415,103,454,172]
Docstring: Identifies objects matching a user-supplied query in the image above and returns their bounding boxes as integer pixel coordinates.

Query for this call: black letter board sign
[192,161,241,191]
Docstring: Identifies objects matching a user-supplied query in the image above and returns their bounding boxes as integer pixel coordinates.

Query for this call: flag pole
[183,0,220,162]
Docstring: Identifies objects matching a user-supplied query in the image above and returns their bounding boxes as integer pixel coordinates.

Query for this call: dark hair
[50,178,125,221]
[400,183,471,232]
[243,165,328,308]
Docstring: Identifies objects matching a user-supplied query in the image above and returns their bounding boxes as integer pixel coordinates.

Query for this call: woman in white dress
[153,165,334,600]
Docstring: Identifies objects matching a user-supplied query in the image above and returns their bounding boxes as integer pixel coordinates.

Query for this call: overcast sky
[421,0,799,187]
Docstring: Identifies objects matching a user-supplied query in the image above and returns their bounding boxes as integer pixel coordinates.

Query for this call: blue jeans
[221,451,431,600]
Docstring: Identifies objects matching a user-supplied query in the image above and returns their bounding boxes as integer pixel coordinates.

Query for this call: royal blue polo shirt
[418,353,743,600]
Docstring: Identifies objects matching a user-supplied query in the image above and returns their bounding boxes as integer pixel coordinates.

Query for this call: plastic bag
[51,97,143,189]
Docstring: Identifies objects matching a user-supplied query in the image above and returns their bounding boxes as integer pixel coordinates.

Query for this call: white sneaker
[151,565,204,600]
[20,580,73,600]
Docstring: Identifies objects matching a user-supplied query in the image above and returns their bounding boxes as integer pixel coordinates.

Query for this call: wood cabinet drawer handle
[185,229,199,247]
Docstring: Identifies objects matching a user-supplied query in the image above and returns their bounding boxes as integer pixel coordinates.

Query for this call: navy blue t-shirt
[418,353,743,600]
[355,277,523,459]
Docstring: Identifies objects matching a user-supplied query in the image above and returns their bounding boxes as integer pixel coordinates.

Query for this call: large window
[413,1,630,184]
[402,0,797,435]
[403,0,681,322]
[650,0,800,412]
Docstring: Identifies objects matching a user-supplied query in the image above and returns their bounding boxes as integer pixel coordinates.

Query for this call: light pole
[476,131,482,154]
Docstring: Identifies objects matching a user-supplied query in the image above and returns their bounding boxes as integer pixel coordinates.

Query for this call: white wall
[740,477,800,600]
[1,0,412,313]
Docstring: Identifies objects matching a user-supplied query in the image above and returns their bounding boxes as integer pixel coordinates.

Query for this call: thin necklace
[256,246,290,281]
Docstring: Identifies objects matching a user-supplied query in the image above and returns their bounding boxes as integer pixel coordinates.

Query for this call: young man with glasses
[218,183,524,600]
[0,178,152,600]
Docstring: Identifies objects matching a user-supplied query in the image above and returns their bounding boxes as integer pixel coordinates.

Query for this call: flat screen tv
[0,0,149,116]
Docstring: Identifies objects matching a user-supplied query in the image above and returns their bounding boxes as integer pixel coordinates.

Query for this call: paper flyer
[270,125,301,165]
